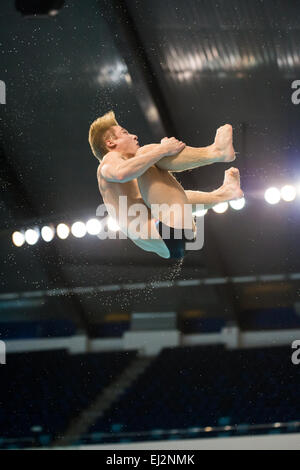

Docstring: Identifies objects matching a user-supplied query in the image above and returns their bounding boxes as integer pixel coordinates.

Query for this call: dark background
[1,0,300,330]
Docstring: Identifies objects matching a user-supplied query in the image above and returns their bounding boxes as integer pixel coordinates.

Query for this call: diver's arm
[100,148,164,183]
[100,139,185,183]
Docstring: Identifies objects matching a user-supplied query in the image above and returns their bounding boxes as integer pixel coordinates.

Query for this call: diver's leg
[137,165,195,231]
[130,217,170,259]
[136,124,236,172]
[185,168,244,211]
[122,198,170,258]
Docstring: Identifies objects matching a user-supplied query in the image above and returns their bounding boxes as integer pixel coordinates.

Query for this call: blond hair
[88,110,119,161]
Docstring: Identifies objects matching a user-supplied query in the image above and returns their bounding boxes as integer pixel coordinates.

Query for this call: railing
[3,420,299,448]
[77,421,300,444]
[1,272,300,300]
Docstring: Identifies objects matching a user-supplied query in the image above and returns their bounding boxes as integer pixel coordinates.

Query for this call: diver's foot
[213,124,236,163]
[219,167,244,200]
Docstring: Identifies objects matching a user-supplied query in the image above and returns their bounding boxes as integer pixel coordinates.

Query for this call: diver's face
[107,126,140,156]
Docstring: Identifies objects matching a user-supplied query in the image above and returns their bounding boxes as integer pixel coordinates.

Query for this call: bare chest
[97,169,142,203]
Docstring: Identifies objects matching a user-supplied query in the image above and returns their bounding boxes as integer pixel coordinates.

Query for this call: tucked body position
[88,111,243,259]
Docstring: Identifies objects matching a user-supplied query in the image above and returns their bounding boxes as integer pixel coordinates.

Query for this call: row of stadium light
[11,184,299,247]
[194,197,246,217]
[201,184,300,216]
[12,199,245,248]
[264,185,300,205]
[11,217,120,248]
[197,183,300,216]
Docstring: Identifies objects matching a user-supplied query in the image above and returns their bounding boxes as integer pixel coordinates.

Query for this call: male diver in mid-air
[88,111,243,259]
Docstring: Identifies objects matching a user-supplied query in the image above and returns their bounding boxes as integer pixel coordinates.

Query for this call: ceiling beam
[101,0,177,140]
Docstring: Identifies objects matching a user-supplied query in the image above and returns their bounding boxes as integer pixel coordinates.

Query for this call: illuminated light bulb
[212,202,229,214]
[193,209,208,217]
[71,221,87,238]
[57,223,70,240]
[12,231,25,247]
[41,226,55,242]
[229,197,246,210]
[281,185,296,202]
[25,228,40,246]
[86,218,102,235]
[265,187,281,205]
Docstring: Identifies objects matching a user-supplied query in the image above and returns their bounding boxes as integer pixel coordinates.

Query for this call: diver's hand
[159,137,186,157]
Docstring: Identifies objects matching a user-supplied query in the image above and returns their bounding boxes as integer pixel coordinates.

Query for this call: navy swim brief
[155,220,196,259]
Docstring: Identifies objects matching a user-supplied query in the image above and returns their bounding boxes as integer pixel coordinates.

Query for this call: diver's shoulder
[103,150,123,160]
[97,152,113,173]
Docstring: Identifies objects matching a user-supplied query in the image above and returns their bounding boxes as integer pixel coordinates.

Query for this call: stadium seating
[1,344,300,448]
[0,349,137,448]
[181,317,226,334]
[0,320,77,340]
[239,307,300,330]
[85,345,300,443]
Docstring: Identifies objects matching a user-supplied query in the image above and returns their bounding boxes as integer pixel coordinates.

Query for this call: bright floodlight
[265,187,281,205]
[12,231,25,247]
[229,197,246,211]
[281,185,296,202]
[57,223,70,240]
[71,221,87,238]
[25,228,40,246]
[107,217,120,232]
[213,202,229,214]
[41,226,55,242]
[86,218,102,235]
[193,208,208,217]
